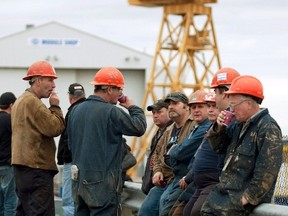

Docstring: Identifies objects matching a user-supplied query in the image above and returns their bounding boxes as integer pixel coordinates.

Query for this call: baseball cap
[0,92,16,108]
[147,99,169,111]
[68,83,85,96]
[164,92,189,104]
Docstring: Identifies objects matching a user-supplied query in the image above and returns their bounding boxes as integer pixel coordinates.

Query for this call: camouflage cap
[164,92,189,104]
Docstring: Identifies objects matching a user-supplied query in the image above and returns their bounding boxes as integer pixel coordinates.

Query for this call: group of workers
[139,67,283,216]
[0,60,283,216]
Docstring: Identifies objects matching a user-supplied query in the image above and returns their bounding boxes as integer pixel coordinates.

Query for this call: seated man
[161,90,210,216]
[138,92,194,216]
[141,99,173,195]
[174,93,221,216]
[201,75,283,215]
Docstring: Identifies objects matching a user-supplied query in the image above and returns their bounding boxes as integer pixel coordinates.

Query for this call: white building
[0,21,153,113]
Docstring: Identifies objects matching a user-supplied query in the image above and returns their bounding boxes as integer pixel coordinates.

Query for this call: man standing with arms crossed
[11,61,65,216]
[68,67,146,215]
[57,83,86,215]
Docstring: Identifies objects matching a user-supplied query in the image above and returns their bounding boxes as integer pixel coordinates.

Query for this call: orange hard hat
[23,61,57,80]
[204,92,216,103]
[90,67,125,88]
[210,67,240,88]
[188,90,208,105]
[225,75,264,99]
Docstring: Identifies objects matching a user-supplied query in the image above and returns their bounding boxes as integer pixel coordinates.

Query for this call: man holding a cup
[201,75,283,215]
[68,67,147,215]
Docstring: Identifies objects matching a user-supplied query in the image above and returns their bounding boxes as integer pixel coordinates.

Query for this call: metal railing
[55,136,288,215]
[121,181,288,216]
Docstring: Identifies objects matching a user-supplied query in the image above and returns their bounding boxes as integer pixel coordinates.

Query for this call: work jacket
[57,97,86,165]
[169,118,211,176]
[11,89,65,172]
[141,120,173,195]
[203,108,282,215]
[68,95,146,204]
[153,116,195,184]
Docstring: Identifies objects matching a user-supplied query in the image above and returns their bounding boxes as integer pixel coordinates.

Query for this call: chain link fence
[273,136,288,205]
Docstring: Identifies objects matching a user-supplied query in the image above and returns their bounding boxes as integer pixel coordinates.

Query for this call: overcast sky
[1,0,288,134]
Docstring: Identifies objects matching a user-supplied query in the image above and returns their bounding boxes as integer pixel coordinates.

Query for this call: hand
[179,176,187,190]
[216,110,227,128]
[152,172,164,187]
[241,195,248,206]
[119,96,133,109]
[49,91,60,106]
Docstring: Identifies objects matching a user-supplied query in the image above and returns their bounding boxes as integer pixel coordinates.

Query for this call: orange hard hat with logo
[188,90,208,105]
[210,67,240,88]
[90,67,125,88]
[225,75,264,99]
[204,92,216,103]
[23,61,57,80]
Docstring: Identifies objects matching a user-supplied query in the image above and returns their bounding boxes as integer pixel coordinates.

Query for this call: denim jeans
[159,176,183,216]
[62,163,75,216]
[138,186,166,216]
[0,165,17,216]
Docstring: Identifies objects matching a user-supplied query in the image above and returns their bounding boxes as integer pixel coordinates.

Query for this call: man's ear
[107,86,113,95]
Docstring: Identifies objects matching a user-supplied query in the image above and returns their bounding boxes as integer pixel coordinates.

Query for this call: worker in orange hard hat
[167,89,212,216]
[208,67,241,179]
[170,91,221,216]
[210,67,240,111]
[68,66,147,215]
[90,66,125,104]
[204,92,218,121]
[23,60,57,80]
[202,75,283,215]
[11,60,65,215]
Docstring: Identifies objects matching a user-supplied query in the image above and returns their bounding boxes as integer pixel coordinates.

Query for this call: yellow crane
[127,0,221,178]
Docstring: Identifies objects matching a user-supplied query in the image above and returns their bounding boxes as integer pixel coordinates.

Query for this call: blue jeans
[138,186,166,216]
[62,163,75,216]
[0,165,17,216]
[159,176,183,216]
